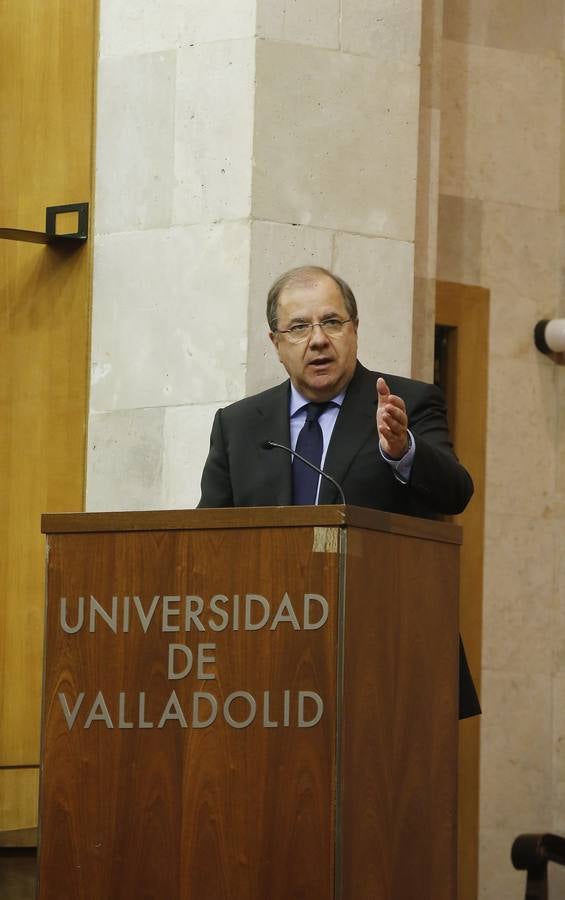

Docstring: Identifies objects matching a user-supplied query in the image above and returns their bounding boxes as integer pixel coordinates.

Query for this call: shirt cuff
[379,429,415,484]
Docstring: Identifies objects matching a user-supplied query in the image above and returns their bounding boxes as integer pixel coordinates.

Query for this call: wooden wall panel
[436,281,489,900]
[0,1,97,228]
[0,770,40,831]
[0,0,97,829]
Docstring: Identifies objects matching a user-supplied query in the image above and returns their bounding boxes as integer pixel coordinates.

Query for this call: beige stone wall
[413,0,444,381]
[437,1,565,896]
[88,1,257,510]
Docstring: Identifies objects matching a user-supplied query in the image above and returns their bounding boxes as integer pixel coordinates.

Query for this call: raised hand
[376,377,409,459]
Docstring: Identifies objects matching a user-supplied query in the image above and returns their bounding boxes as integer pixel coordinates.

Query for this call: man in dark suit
[199,265,479,717]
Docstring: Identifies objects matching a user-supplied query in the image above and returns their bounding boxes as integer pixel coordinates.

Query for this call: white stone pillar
[87,0,424,511]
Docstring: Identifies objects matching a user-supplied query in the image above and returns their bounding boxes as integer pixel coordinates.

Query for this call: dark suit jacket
[199,361,480,717]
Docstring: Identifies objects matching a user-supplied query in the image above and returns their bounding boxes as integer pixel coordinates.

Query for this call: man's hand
[376,377,409,459]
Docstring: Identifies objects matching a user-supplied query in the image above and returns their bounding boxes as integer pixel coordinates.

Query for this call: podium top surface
[41,505,461,545]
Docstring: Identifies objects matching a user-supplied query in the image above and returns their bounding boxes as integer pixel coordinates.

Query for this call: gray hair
[266,266,358,331]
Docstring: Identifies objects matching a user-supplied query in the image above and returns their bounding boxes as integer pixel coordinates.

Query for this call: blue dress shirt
[289,383,415,502]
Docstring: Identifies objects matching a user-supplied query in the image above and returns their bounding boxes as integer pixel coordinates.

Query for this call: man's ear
[269,331,283,361]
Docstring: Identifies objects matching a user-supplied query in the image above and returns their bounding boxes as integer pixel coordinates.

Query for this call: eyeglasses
[275,318,353,344]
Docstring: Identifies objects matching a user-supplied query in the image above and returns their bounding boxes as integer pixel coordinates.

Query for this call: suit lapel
[319,363,378,504]
[250,364,377,506]
[254,381,293,506]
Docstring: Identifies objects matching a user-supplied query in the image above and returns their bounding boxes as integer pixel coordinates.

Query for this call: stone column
[87,0,425,511]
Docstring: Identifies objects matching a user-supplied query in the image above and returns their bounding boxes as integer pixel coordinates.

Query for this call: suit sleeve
[407,382,474,515]
[197,409,235,508]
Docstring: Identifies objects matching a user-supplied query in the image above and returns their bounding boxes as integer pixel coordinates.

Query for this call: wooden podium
[39,506,460,900]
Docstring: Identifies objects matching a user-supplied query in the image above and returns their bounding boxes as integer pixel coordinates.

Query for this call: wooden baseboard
[0,827,37,849]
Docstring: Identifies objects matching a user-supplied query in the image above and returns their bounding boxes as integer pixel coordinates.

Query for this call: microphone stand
[261,440,346,506]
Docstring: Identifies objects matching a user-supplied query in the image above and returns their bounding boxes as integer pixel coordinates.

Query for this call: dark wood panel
[42,506,461,545]
[340,528,459,900]
[38,527,340,900]
[437,281,489,900]
[0,847,36,900]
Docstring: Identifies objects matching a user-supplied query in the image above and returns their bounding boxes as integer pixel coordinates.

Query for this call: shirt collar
[289,382,346,417]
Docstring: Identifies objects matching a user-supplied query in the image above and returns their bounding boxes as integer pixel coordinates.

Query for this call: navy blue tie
[292,402,330,505]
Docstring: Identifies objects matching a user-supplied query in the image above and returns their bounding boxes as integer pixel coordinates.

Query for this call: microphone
[261,440,346,505]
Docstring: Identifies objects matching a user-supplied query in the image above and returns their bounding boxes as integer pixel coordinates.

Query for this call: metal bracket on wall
[0,202,89,245]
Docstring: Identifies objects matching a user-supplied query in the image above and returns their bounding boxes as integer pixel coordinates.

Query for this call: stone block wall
[437,1,565,896]
[87,0,425,510]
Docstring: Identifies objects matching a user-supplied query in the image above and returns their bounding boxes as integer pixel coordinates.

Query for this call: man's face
[270,275,358,401]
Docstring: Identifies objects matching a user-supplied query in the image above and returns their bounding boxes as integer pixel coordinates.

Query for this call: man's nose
[308,323,330,347]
